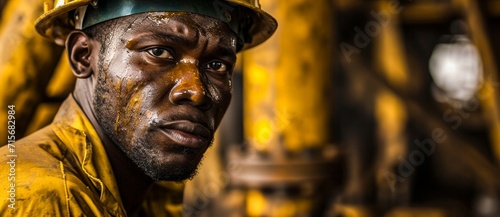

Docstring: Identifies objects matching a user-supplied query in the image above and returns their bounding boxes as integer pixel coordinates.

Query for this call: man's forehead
[144,12,230,31]
[117,12,238,50]
[128,13,235,36]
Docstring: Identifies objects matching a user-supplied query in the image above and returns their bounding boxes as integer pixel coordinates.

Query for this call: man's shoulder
[0,170,108,216]
[0,125,116,216]
[0,125,88,193]
[0,126,68,170]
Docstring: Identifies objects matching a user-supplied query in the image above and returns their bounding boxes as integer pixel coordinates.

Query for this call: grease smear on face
[146,12,186,26]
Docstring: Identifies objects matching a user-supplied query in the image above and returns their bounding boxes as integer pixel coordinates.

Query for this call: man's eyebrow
[149,33,196,47]
[213,45,237,59]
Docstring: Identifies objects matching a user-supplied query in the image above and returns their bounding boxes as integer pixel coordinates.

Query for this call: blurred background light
[429,34,483,107]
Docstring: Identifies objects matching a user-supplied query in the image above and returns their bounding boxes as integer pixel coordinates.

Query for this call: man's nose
[169,62,212,110]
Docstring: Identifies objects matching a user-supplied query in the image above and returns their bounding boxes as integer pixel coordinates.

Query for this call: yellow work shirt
[0,95,184,216]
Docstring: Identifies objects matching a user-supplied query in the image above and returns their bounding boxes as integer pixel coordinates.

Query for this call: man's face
[91,12,237,181]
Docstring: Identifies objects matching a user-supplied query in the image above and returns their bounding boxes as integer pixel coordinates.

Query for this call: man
[0,0,276,216]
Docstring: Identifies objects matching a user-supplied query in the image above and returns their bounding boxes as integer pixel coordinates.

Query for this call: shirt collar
[51,95,127,216]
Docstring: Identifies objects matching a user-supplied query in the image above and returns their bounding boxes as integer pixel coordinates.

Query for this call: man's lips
[157,120,213,149]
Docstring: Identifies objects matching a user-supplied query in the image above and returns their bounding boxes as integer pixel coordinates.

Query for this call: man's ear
[66,31,95,78]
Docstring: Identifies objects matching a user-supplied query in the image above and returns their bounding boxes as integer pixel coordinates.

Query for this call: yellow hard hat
[35,0,277,51]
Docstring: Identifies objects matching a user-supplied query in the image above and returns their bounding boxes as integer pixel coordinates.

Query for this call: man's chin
[131,152,203,182]
[149,166,199,182]
[124,139,207,181]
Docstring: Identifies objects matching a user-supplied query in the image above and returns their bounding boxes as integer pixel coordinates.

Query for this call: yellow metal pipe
[242,0,335,216]
[243,0,334,155]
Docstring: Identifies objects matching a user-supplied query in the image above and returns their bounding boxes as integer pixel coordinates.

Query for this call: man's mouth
[158,120,212,149]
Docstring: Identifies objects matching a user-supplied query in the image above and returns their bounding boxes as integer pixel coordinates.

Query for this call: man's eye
[205,61,228,72]
[147,48,173,59]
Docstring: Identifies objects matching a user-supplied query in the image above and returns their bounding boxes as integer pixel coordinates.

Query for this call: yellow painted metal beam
[457,0,500,164]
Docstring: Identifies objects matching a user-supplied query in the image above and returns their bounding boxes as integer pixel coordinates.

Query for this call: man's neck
[72,86,153,216]
[101,135,154,216]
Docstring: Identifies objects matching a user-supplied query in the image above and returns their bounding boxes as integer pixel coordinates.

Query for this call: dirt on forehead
[145,12,185,25]
[145,12,229,31]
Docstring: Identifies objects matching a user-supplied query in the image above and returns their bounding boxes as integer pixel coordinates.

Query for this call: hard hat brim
[226,0,277,50]
[35,0,92,45]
